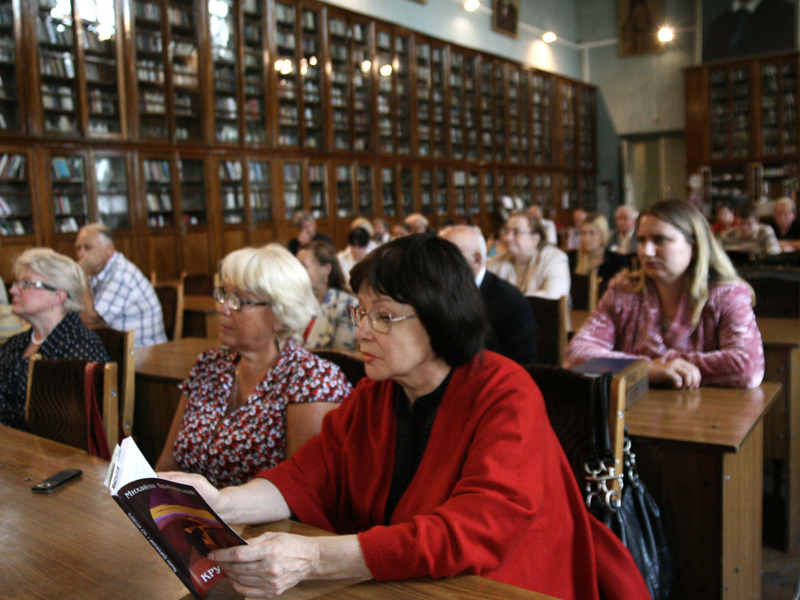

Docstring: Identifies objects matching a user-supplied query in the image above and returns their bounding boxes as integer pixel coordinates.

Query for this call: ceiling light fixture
[542,31,557,43]
[464,0,480,11]
[658,27,674,42]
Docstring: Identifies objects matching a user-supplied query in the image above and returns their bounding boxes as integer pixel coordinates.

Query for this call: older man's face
[75,229,113,276]
[775,204,796,231]
[616,209,635,234]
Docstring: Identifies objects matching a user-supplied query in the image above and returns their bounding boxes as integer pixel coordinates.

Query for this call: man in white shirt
[609,205,639,255]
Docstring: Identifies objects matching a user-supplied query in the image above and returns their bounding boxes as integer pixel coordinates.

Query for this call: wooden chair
[525,364,626,498]
[312,349,367,387]
[93,327,136,438]
[526,295,569,366]
[155,282,184,340]
[746,275,800,319]
[570,270,600,312]
[25,355,118,458]
[181,272,216,297]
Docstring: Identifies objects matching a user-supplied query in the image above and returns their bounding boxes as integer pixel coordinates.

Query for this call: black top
[774,218,800,241]
[287,232,335,256]
[479,271,537,365]
[385,370,453,524]
[0,312,110,430]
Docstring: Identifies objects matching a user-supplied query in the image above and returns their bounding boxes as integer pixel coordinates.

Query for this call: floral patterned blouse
[563,276,765,389]
[173,339,352,487]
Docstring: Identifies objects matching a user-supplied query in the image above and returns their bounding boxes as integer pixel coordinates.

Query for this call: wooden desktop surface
[135,336,218,381]
[0,426,558,600]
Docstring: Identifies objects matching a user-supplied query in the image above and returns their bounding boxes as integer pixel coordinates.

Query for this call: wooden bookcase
[0,0,597,282]
[685,52,800,209]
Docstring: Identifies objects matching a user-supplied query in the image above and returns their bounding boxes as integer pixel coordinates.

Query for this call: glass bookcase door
[248,160,271,223]
[710,66,752,160]
[415,39,431,157]
[0,151,31,235]
[435,168,448,215]
[351,21,371,152]
[329,15,350,150]
[394,33,411,155]
[300,7,323,149]
[508,66,521,163]
[479,59,494,162]
[512,172,532,206]
[400,167,412,215]
[431,43,446,158]
[375,26,411,155]
[134,0,167,139]
[219,159,244,224]
[210,0,238,143]
[492,61,507,162]
[533,173,553,209]
[179,158,206,225]
[380,166,396,216]
[449,51,464,160]
[308,162,326,219]
[50,153,88,232]
[170,0,202,141]
[453,169,466,215]
[80,0,123,136]
[467,170,480,216]
[761,58,798,157]
[275,1,298,146]
[559,80,576,167]
[578,87,595,170]
[38,0,79,135]
[334,163,353,218]
[531,71,552,166]
[94,154,129,229]
[376,28,392,153]
[143,157,174,228]
[242,0,266,144]
[420,168,433,216]
[0,0,20,131]
[356,164,373,217]
[282,161,302,220]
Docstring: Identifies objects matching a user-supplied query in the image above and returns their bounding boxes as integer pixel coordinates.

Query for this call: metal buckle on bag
[584,461,624,513]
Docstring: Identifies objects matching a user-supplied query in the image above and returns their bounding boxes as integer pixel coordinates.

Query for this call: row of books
[51,156,84,179]
[0,218,27,234]
[0,153,25,179]
[38,16,74,47]
[53,193,87,215]
[146,191,172,211]
[39,54,76,79]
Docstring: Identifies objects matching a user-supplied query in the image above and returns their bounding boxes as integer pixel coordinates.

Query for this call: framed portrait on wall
[702,0,797,62]
[618,0,663,57]
[493,0,519,38]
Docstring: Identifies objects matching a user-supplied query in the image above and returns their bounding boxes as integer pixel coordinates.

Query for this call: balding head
[405,213,429,234]
[75,223,116,276]
[439,225,487,277]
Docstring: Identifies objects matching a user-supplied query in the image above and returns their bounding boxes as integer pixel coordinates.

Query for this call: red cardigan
[260,351,649,600]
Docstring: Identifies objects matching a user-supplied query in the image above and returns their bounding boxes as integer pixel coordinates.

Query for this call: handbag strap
[584,371,623,515]
[84,362,112,461]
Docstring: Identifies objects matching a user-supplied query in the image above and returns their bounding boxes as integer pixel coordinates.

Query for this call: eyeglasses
[212,287,269,312]
[12,279,58,293]
[501,227,532,238]
[346,305,418,334]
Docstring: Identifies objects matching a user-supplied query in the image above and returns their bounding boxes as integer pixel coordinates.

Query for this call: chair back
[155,283,184,340]
[93,327,135,437]
[746,275,800,319]
[526,295,568,365]
[182,272,216,297]
[312,349,366,387]
[570,270,600,312]
[25,356,118,458]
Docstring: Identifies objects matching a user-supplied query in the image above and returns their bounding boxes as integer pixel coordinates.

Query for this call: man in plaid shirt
[76,223,167,348]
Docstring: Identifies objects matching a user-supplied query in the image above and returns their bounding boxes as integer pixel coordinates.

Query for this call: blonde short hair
[218,245,319,341]
[13,248,86,313]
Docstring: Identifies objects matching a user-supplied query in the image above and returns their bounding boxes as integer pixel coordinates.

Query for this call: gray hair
[218,245,319,341]
[13,248,86,313]
[80,222,115,246]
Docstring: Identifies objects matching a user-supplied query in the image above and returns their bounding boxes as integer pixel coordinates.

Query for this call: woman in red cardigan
[162,234,650,600]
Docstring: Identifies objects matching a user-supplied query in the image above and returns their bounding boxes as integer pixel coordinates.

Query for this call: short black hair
[348,227,371,248]
[350,233,489,367]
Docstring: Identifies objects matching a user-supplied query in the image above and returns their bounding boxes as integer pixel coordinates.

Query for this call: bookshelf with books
[242,0,268,145]
[94,152,131,230]
[49,151,88,234]
[556,78,576,168]
[0,0,21,133]
[170,0,203,142]
[210,0,239,143]
[299,6,324,150]
[247,159,273,232]
[133,0,168,140]
[760,56,798,158]
[307,161,326,218]
[419,167,434,217]
[530,70,553,165]
[356,163,373,217]
[399,165,413,216]
[274,1,299,147]
[379,164,396,217]
[375,24,412,156]
[36,0,79,136]
[332,161,353,218]
[0,149,33,238]
[448,48,479,161]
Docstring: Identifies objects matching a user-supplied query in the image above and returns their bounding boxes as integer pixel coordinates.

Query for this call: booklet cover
[105,437,245,600]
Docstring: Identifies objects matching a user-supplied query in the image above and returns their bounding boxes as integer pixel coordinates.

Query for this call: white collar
[475,266,486,287]
[731,0,762,12]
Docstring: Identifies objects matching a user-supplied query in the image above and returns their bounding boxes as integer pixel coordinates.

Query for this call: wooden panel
[220,229,248,257]
[182,229,213,273]
[684,67,710,165]
[147,232,181,281]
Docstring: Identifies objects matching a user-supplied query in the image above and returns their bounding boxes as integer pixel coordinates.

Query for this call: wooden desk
[756,317,800,551]
[183,295,219,339]
[134,337,218,463]
[626,383,780,600]
[0,426,557,600]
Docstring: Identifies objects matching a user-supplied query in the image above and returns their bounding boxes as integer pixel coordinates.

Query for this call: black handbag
[583,374,678,600]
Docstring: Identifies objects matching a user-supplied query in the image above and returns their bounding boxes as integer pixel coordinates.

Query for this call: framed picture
[493,0,519,38]
[618,0,663,57]
[702,0,797,62]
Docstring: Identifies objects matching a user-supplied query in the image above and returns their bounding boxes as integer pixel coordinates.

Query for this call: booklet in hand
[104,437,246,600]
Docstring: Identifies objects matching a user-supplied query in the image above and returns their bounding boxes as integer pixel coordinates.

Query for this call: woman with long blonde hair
[565,199,763,389]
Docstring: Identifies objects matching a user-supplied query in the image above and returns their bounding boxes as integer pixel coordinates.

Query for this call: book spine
[112,495,204,600]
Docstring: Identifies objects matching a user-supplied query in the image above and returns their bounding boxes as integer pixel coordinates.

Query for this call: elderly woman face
[215,280,279,353]
[354,286,436,387]
[10,267,62,322]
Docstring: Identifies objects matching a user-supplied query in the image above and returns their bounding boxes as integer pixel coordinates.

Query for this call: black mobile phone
[31,469,82,494]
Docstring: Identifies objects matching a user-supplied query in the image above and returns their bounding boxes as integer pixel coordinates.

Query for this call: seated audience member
[608,205,639,256]
[720,203,781,257]
[372,218,390,245]
[565,200,764,390]
[338,227,371,288]
[440,225,537,365]
[161,234,649,600]
[287,211,334,256]
[0,248,110,430]
[711,200,736,236]
[75,223,167,347]
[404,212,431,234]
[569,212,629,283]
[772,197,800,252]
[350,217,379,252]
[391,221,412,239]
[528,203,558,245]
[156,245,352,487]
[297,241,357,352]
[565,208,588,250]
[488,211,571,300]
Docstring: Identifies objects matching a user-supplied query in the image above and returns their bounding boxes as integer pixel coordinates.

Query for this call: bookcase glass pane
[431,44,446,158]
[416,40,431,157]
[242,0,267,144]
[0,153,31,235]
[283,161,302,219]
[210,0,238,143]
[352,22,371,152]
[248,160,271,222]
[134,0,167,139]
[51,154,87,232]
[180,158,206,225]
[95,156,129,229]
[143,158,173,228]
[308,162,326,218]
[400,167,412,215]
[356,165,372,217]
[420,168,433,215]
[435,168,447,214]
[38,0,79,135]
[335,164,353,218]
[171,0,202,141]
[449,51,464,160]
[219,159,244,223]
[0,0,20,131]
[395,34,411,155]
[329,16,350,150]
[381,166,395,216]
[275,2,298,146]
[80,0,122,135]
[301,8,323,149]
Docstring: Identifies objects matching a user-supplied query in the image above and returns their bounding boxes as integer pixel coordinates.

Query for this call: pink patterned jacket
[564,277,765,388]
